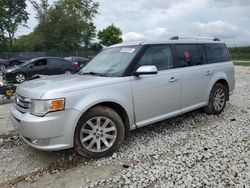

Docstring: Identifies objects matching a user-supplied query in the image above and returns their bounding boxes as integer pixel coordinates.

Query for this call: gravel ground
[0,66,249,188]
[0,102,13,135]
[0,77,14,134]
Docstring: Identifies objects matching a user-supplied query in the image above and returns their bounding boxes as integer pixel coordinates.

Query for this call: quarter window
[175,44,206,67]
[205,44,230,64]
[48,59,66,67]
[137,46,174,71]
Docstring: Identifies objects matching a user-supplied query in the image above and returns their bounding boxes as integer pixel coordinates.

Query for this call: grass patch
[233,61,250,66]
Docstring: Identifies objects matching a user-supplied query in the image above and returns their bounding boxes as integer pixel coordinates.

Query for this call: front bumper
[10,104,81,151]
[2,72,14,83]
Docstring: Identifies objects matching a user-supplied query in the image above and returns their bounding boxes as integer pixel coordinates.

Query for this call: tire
[0,64,6,72]
[74,106,125,158]
[10,61,19,66]
[204,83,227,115]
[15,73,26,83]
[64,70,72,74]
[0,95,4,105]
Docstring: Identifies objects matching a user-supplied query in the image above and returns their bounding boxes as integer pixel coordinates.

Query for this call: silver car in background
[10,37,235,158]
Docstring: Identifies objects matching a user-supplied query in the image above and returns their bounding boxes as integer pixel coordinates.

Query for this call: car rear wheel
[64,70,72,74]
[74,106,125,158]
[0,64,6,72]
[204,83,227,115]
[15,73,26,83]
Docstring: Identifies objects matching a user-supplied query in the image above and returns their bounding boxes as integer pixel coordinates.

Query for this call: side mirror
[29,64,34,68]
[134,65,158,76]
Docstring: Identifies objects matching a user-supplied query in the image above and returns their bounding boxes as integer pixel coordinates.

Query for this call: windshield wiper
[80,71,106,77]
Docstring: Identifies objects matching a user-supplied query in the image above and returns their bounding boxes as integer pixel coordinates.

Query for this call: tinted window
[48,59,67,67]
[175,44,206,67]
[205,43,230,64]
[137,45,174,71]
[34,59,47,67]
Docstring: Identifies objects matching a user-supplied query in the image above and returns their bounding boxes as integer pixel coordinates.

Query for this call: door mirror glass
[134,65,158,76]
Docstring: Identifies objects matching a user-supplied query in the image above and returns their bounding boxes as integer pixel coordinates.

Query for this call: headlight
[30,98,65,116]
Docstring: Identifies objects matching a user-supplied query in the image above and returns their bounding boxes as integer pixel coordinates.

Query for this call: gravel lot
[0,66,249,188]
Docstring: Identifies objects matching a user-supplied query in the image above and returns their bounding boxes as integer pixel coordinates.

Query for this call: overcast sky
[17,0,250,45]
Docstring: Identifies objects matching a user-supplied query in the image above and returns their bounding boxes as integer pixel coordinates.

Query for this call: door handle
[206,71,213,76]
[168,77,179,83]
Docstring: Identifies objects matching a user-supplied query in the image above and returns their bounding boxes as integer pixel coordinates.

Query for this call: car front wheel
[15,73,26,83]
[74,106,125,158]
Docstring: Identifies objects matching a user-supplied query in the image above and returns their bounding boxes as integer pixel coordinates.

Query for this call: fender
[205,72,229,102]
[62,83,135,146]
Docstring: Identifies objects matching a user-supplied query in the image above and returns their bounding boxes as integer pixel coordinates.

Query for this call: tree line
[0,0,123,54]
[229,46,250,60]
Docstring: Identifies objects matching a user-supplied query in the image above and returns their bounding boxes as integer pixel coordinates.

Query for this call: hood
[16,74,122,99]
[0,58,8,63]
[5,65,20,73]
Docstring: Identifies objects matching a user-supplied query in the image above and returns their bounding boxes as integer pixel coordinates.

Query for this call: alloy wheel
[80,117,117,153]
[213,88,225,111]
[15,74,25,83]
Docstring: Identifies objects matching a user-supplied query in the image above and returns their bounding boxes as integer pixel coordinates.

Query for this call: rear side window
[175,44,206,67]
[48,59,67,67]
[205,44,230,64]
[137,45,174,71]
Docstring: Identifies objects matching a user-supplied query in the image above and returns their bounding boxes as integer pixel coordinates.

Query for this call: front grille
[14,94,31,113]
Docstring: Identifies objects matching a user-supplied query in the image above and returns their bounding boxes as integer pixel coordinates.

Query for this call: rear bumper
[10,104,81,151]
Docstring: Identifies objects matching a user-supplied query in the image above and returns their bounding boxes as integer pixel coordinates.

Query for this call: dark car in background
[64,56,89,68]
[0,58,9,73]
[8,52,47,66]
[2,57,78,83]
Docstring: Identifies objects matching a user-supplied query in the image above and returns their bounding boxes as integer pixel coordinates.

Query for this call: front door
[27,59,47,77]
[130,45,181,127]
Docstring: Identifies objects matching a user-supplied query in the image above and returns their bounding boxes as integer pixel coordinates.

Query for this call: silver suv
[10,37,235,158]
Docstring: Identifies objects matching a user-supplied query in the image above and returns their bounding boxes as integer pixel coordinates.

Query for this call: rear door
[47,59,67,75]
[174,44,209,112]
[204,43,233,94]
[130,45,181,127]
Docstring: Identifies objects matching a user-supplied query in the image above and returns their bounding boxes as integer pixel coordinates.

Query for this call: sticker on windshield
[120,48,135,53]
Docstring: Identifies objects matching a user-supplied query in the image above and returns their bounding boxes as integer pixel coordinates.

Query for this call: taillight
[71,61,79,69]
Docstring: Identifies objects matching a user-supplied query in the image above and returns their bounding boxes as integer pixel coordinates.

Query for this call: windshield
[20,59,33,67]
[79,46,139,77]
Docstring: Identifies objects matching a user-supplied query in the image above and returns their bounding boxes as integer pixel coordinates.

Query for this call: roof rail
[169,36,220,41]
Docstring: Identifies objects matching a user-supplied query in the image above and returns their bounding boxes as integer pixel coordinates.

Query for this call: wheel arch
[0,63,6,72]
[14,72,27,83]
[214,79,229,101]
[0,63,6,67]
[76,101,131,138]
[15,71,26,76]
[206,72,230,102]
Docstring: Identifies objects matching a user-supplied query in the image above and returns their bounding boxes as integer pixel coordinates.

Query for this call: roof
[108,37,224,48]
[26,56,69,62]
[31,56,65,60]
